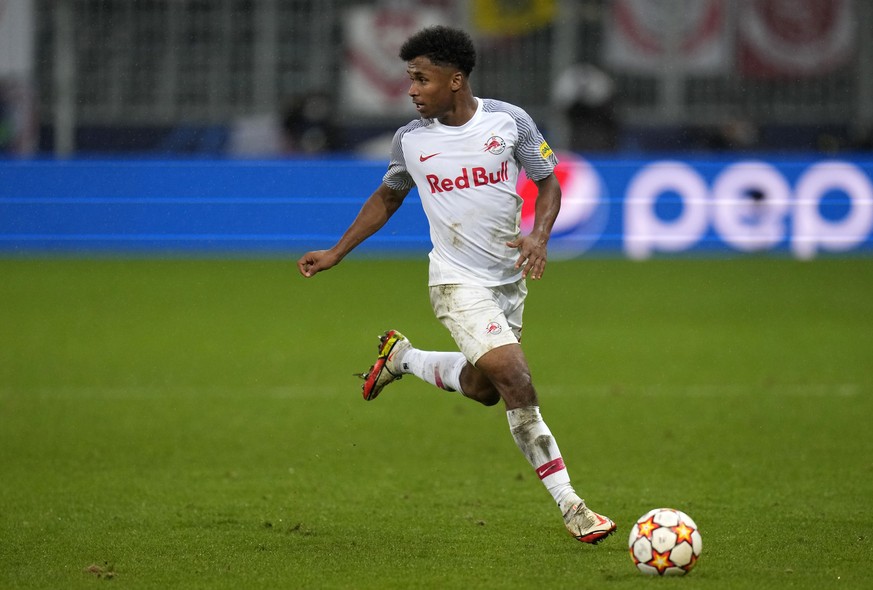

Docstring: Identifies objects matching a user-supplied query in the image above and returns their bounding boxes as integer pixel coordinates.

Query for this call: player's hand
[507,234,549,280]
[297,249,340,278]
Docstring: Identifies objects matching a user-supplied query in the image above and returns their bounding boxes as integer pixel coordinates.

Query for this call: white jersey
[383,98,558,287]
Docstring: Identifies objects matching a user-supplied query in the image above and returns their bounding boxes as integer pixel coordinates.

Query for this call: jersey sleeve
[510,104,558,182]
[382,126,416,191]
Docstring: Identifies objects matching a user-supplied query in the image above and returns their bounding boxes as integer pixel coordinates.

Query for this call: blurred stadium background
[5,0,873,156]
[1,0,872,258]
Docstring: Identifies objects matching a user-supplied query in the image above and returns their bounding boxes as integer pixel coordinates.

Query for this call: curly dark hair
[399,25,476,76]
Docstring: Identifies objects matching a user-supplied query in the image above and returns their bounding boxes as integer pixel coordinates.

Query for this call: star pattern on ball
[673,521,694,544]
[636,515,658,540]
[647,549,675,575]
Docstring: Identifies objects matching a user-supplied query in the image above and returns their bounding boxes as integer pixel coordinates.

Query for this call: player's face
[406,57,460,121]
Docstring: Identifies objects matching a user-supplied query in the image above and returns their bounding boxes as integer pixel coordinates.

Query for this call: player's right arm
[297,183,410,278]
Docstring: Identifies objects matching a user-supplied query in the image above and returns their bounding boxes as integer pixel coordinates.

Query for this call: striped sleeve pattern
[382,118,430,190]
[482,98,557,181]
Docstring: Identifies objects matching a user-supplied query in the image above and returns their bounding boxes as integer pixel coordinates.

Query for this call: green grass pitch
[1,257,871,588]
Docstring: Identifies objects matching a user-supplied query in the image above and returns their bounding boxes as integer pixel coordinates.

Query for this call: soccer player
[297,25,616,544]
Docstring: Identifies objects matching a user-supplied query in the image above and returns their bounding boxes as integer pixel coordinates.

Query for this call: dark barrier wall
[2,155,872,259]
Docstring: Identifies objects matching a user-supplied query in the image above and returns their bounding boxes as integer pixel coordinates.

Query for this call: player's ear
[450,71,464,91]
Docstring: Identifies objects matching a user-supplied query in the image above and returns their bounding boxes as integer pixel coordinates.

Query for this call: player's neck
[436,94,478,127]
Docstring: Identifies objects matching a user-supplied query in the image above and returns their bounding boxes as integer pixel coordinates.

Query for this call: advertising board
[2,155,871,258]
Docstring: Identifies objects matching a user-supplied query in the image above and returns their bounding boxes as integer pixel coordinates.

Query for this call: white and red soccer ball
[628,508,702,576]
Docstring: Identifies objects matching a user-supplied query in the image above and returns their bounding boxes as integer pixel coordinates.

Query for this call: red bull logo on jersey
[483,136,506,155]
[426,162,509,194]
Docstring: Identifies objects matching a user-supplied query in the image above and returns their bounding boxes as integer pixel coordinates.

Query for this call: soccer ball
[628,508,702,576]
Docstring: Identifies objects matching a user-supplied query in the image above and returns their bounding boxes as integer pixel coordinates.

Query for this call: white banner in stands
[341,5,446,116]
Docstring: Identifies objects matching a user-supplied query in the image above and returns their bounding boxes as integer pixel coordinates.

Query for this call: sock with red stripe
[396,348,466,394]
[507,405,582,515]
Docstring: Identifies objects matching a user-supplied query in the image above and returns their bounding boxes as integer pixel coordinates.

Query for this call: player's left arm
[508,172,561,280]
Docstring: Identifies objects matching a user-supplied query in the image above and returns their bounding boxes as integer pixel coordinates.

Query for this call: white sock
[506,406,582,514]
[396,348,466,394]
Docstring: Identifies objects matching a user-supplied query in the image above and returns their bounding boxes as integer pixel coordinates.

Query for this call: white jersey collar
[431,97,482,132]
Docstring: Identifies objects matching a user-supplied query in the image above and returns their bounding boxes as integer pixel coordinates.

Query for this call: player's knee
[494,370,537,408]
[493,368,533,395]
[478,390,501,406]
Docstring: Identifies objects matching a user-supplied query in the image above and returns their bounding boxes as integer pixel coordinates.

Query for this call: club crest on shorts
[483,136,506,155]
[485,321,503,335]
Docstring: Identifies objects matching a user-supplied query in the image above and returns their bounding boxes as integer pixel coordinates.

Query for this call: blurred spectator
[850,124,873,151]
[552,63,619,152]
[0,86,11,150]
[230,92,343,157]
[693,117,759,152]
[0,78,37,156]
[280,92,342,154]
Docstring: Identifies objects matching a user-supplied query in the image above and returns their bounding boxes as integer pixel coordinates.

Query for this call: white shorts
[429,280,527,365]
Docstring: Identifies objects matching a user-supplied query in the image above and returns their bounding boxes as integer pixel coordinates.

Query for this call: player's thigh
[429,283,520,365]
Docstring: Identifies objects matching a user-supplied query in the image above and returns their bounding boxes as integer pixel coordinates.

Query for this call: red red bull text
[426,162,509,194]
